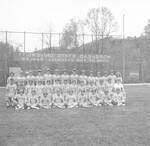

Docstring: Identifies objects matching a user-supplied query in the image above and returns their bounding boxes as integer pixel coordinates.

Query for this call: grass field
[0,85,150,146]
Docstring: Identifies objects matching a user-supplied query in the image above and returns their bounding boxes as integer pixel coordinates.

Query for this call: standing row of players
[5,69,126,109]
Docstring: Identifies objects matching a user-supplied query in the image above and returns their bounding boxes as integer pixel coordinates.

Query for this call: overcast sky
[0,0,150,51]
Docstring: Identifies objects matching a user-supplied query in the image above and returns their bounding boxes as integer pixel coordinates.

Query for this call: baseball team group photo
[5,69,126,110]
[1,0,150,145]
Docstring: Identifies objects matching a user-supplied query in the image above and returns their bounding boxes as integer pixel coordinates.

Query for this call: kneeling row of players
[6,87,126,110]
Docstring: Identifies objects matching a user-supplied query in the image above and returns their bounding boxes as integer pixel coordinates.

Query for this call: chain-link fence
[0,30,150,86]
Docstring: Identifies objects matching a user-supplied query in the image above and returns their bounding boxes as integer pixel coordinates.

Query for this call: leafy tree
[0,41,19,85]
[144,19,150,36]
[86,7,118,53]
[60,18,81,50]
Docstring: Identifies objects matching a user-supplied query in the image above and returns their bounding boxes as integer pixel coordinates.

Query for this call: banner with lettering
[14,52,110,63]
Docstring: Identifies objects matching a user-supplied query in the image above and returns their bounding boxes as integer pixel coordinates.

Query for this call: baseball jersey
[88,76,96,84]
[66,93,76,101]
[102,76,108,85]
[79,75,88,84]
[78,92,87,101]
[103,92,112,100]
[114,83,124,91]
[98,92,104,100]
[53,93,64,101]
[35,84,45,95]
[68,84,78,94]
[29,95,39,105]
[97,84,105,93]
[25,85,35,95]
[6,84,17,94]
[44,73,53,83]
[16,76,26,86]
[88,92,99,101]
[7,76,16,84]
[53,83,61,93]
[87,84,97,93]
[53,74,61,84]
[95,76,102,86]
[108,75,117,85]
[61,84,69,94]
[26,75,35,84]
[40,95,52,106]
[78,85,87,93]
[106,82,114,92]
[112,93,124,101]
[70,74,78,83]
[14,94,27,105]
[35,75,44,84]
[61,74,69,83]
[44,84,53,94]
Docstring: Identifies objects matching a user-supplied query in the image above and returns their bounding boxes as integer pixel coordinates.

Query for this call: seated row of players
[5,69,126,109]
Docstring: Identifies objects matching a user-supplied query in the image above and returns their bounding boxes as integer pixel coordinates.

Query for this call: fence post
[6,31,8,44]
[24,32,26,52]
[59,33,61,48]
[122,14,125,82]
[75,33,78,72]
[82,34,85,70]
[49,32,52,53]
[92,34,94,71]
[140,45,144,83]
[4,54,7,86]
[82,33,85,51]
[142,62,143,83]
[23,32,26,72]
[4,31,8,86]
[42,33,44,50]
